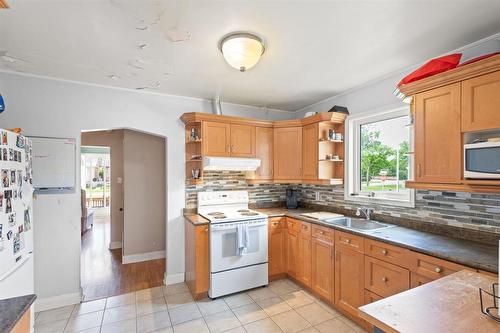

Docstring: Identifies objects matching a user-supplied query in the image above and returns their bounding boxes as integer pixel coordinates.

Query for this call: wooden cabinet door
[462,70,500,132]
[203,121,231,157]
[414,83,462,183]
[255,127,274,179]
[287,229,299,278]
[269,218,285,276]
[230,124,256,157]
[185,221,209,298]
[334,245,365,317]
[312,237,335,302]
[302,123,318,180]
[298,232,312,287]
[274,127,303,180]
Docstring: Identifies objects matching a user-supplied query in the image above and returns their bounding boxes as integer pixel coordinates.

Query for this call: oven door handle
[211,221,268,231]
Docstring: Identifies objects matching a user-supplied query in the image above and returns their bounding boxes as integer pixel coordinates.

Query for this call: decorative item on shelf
[191,169,200,180]
[332,155,340,161]
[190,155,202,161]
[328,105,349,115]
[189,128,200,141]
[325,154,332,160]
[328,129,335,141]
[335,133,343,141]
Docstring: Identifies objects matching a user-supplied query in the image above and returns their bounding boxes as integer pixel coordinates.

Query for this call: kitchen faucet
[356,207,373,220]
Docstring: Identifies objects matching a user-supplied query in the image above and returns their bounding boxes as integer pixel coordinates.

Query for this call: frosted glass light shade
[220,33,265,72]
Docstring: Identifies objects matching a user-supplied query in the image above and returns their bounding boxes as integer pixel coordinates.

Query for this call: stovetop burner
[212,215,227,219]
[240,212,259,216]
[207,212,225,216]
[237,209,250,212]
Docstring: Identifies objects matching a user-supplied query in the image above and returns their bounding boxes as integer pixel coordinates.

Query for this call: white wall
[0,71,292,308]
[296,38,500,117]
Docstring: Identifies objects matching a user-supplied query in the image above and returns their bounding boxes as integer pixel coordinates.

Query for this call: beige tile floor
[34,279,366,333]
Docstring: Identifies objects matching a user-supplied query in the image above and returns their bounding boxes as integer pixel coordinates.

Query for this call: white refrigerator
[0,129,34,300]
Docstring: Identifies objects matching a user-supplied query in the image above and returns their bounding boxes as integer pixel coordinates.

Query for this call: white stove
[198,191,268,223]
[197,191,269,298]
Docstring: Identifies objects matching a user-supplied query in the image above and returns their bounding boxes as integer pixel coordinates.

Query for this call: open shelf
[319,139,343,143]
[319,159,343,162]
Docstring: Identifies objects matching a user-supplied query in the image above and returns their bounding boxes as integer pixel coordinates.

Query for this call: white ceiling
[1,0,500,111]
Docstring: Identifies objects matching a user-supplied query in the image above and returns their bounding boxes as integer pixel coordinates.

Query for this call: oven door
[464,142,500,179]
[210,219,268,273]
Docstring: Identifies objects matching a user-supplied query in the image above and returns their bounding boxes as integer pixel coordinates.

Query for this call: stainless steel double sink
[321,217,393,232]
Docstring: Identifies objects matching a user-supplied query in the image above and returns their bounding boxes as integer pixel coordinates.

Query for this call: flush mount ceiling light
[219,32,265,72]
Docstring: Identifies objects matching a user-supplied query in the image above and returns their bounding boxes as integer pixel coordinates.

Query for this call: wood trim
[11,308,30,333]
[399,53,500,96]
[181,111,347,127]
[0,0,9,9]
[405,180,500,193]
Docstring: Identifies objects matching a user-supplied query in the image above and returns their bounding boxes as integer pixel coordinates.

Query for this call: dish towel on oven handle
[236,224,250,256]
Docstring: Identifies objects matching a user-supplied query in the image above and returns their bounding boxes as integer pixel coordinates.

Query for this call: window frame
[344,106,415,208]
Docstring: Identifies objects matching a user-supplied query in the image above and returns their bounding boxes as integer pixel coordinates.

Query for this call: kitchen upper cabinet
[274,127,303,181]
[297,222,312,287]
[414,83,462,183]
[302,123,319,180]
[311,226,335,302]
[268,217,286,277]
[203,121,231,157]
[335,236,365,317]
[254,127,274,180]
[461,70,500,132]
[230,124,256,157]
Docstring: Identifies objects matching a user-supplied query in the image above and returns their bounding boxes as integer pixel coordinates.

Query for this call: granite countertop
[0,294,36,333]
[359,270,499,332]
[257,207,499,273]
[184,207,499,273]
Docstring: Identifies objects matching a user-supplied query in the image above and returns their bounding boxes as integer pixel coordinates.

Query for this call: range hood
[203,156,261,171]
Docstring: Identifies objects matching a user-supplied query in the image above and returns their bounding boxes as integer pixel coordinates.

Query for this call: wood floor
[81,211,165,301]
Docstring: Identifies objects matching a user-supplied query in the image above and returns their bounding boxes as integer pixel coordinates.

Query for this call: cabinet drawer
[410,272,432,289]
[365,256,410,298]
[286,218,300,232]
[335,230,364,253]
[409,251,469,281]
[269,217,284,232]
[365,239,410,269]
[364,289,383,305]
[299,221,312,236]
[312,225,334,243]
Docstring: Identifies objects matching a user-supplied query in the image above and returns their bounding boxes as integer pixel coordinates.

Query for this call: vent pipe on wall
[212,97,222,115]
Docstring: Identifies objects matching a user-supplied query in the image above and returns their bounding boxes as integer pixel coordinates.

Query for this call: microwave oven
[464,141,500,179]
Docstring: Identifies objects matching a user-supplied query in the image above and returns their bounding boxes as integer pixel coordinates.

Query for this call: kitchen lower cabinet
[286,219,300,279]
[269,217,286,277]
[364,256,410,298]
[410,272,432,288]
[334,244,365,317]
[185,221,209,299]
[311,226,335,302]
[364,289,383,305]
[297,222,312,287]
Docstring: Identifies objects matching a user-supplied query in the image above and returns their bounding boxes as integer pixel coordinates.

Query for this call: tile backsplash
[185,172,500,235]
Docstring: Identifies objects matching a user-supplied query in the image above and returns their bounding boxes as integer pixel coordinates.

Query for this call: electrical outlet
[315,192,320,201]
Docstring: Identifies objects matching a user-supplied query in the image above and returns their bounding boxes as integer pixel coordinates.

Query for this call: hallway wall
[81,130,124,248]
[123,130,166,262]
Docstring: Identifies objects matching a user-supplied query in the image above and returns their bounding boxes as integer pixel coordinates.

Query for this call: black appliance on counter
[286,188,298,209]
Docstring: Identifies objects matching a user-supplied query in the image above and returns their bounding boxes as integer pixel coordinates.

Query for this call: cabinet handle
[345,239,351,244]
[434,267,442,273]
[302,225,307,229]
[272,222,279,226]
[381,249,388,255]
[381,277,388,283]
[204,227,208,232]
[417,164,422,178]
[320,231,325,235]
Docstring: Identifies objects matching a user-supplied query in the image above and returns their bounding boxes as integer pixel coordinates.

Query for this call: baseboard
[122,250,165,264]
[108,241,122,250]
[34,292,82,312]
[164,272,185,285]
